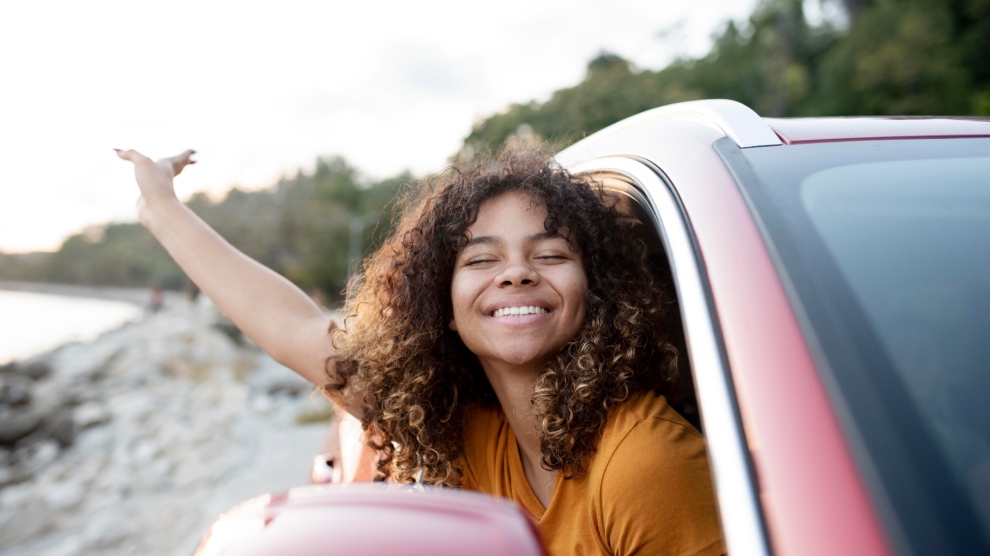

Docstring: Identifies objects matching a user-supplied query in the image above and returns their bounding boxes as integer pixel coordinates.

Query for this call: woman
[117,146,724,556]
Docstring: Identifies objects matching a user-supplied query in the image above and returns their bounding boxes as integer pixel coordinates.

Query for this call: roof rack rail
[574,99,782,149]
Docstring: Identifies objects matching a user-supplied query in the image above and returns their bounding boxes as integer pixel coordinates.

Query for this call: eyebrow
[462,231,563,249]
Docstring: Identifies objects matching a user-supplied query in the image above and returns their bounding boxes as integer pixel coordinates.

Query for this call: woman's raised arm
[117,148,362,416]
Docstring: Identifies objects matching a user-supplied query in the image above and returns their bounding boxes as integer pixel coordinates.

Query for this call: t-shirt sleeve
[596,416,726,556]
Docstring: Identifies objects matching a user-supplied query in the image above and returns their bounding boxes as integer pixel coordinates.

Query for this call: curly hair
[326,146,679,486]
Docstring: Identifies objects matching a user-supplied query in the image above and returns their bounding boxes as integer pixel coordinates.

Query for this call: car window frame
[569,156,771,556]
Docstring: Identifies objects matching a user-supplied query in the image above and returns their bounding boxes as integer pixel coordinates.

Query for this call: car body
[198,101,990,555]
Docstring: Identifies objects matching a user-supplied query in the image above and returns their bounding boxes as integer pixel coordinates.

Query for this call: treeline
[0,158,405,302]
[464,0,990,152]
[4,0,988,299]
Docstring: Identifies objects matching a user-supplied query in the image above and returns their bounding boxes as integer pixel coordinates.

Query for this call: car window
[723,138,990,553]
[590,173,701,430]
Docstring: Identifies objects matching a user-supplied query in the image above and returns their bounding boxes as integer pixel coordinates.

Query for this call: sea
[0,289,143,364]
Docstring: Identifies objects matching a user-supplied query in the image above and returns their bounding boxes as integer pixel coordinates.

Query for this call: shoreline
[0,298,329,555]
[0,280,167,307]
[0,282,184,366]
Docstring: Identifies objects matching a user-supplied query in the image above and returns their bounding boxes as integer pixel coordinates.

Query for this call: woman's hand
[115,148,196,218]
[111,147,355,416]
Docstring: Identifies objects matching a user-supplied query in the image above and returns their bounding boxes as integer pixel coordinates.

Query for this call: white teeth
[492,306,549,317]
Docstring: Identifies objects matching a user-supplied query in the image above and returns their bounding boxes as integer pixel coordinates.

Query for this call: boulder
[0,387,72,447]
[0,482,52,545]
[41,481,85,511]
[0,373,33,406]
[0,406,46,445]
[72,403,110,430]
[0,358,53,380]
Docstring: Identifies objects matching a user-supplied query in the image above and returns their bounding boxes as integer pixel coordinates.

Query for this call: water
[0,290,143,364]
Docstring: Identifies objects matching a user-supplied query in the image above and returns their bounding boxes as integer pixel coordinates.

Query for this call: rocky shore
[0,296,332,555]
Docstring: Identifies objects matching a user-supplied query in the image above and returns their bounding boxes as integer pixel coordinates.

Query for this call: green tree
[814,1,971,115]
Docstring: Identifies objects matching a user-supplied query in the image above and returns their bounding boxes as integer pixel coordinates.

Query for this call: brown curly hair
[326,146,679,486]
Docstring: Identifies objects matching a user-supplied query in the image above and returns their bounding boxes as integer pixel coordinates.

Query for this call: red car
[197,101,990,555]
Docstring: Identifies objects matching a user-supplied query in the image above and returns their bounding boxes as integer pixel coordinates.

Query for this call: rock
[251,395,274,415]
[212,321,244,345]
[21,359,53,380]
[1,358,53,380]
[0,383,70,446]
[73,426,111,453]
[131,457,171,492]
[0,406,45,445]
[0,482,51,546]
[0,464,27,488]
[247,356,311,397]
[47,411,77,448]
[41,481,84,511]
[38,536,84,556]
[108,394,155,423]
[50,340,122,382]
[72,403,109,430]
[0,299,331,554]
[82,508,131,548]
[27,440,59,469]
[131,438,157,464]
[0,373,32,406]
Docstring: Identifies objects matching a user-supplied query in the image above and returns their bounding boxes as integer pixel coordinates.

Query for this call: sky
[0,0,759,253]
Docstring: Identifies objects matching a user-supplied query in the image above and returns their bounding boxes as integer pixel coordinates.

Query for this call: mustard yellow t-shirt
[460,392,725,556]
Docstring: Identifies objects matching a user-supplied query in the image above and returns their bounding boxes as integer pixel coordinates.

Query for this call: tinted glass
[718,138,990,554]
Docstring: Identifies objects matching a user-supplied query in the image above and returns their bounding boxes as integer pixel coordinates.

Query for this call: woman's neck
[482,361,556,508]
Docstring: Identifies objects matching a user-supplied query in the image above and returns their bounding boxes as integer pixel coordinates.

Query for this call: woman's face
[449,190,588,374]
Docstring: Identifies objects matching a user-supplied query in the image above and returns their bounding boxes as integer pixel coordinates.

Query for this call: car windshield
[718,137,990,552]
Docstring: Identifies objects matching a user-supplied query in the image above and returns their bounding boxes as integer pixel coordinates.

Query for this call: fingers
[114,148,196,165]
[114,148,153,165]
[162,149,198,177]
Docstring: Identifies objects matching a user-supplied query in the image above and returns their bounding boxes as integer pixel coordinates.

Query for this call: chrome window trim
[568,156,770,556]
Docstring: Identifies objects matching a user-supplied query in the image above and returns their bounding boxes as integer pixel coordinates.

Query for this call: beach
[0,286,332,555]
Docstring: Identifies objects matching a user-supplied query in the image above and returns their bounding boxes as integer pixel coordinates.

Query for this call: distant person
[148,283,164,313]
[117,147,724,556]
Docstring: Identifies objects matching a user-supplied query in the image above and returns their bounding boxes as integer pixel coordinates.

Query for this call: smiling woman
[118,145,724,556]
[449,192,588,383]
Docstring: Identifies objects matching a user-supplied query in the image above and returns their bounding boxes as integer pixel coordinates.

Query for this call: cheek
[562,267,589,326]
[448,272,473,331]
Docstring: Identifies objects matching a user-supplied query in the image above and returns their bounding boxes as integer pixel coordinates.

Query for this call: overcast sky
[0,0,758,253]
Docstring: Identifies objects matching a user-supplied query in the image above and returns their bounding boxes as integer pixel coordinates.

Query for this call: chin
[494,347,556,369]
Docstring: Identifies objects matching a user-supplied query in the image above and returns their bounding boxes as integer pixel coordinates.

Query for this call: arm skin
[117,148,364,418]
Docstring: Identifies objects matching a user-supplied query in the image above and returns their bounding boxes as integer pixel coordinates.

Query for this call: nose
[495,258,540,288]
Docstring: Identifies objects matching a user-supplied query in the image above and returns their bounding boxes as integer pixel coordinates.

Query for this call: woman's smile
[449,190,588,374]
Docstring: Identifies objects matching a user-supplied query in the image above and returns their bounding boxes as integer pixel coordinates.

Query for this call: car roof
[764,116,990,145]
[557,101,990,164]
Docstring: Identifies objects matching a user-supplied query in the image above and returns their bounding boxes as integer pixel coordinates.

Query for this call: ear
[448,316,458,332]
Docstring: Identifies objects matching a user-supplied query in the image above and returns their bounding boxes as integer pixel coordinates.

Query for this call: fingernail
[113,148,123,153]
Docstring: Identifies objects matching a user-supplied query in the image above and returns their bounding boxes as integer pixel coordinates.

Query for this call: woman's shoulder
[590,392,724,555]
[591,391,710,492]
[600,392,704,448]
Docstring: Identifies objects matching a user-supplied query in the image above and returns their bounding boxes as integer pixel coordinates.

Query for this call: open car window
[571,158,770,556]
